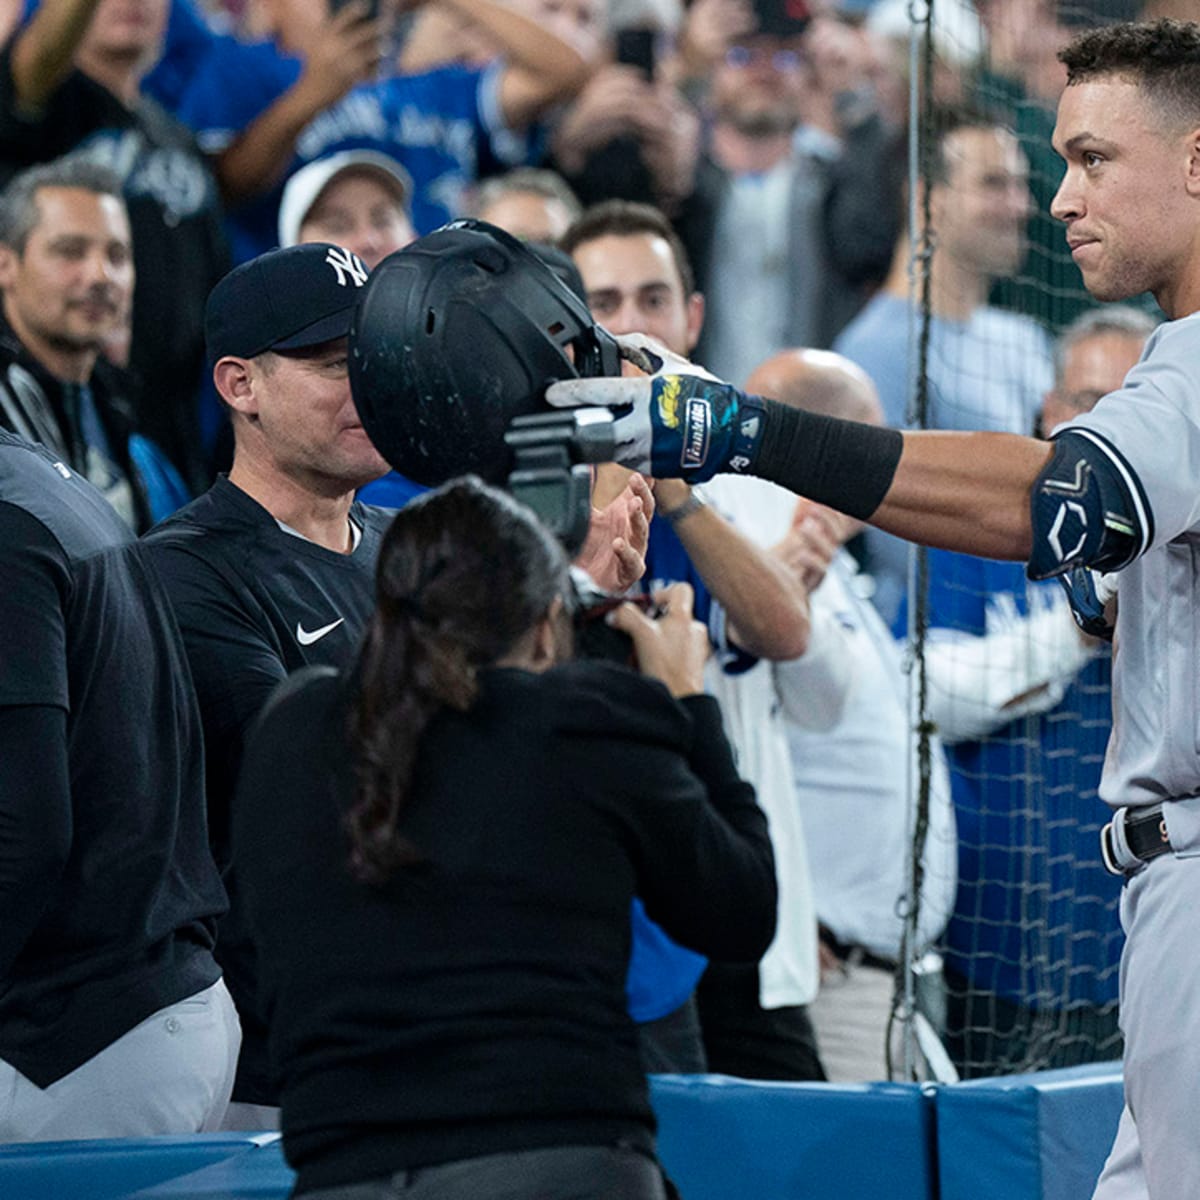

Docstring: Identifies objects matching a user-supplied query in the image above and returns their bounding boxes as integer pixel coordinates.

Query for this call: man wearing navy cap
[143,242,393,1128]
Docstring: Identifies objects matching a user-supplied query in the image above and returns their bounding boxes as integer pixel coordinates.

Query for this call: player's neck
[228,458,358,554]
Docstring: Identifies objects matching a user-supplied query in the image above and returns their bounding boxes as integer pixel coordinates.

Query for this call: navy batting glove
[644,374,764,482]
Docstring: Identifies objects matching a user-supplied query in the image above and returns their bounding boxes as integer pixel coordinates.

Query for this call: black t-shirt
[0,42,230,490]
[0,431,224,1086]
[142,476,393,1101]
[236,662,777,1193]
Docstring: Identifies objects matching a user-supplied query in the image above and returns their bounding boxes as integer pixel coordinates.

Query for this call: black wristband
[749,399,903,520]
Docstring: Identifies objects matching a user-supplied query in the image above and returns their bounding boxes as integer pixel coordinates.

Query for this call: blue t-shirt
[175,44,536,262]
[833,292,1054,434]
[141,0,223,114]
[898,550,1122,1009]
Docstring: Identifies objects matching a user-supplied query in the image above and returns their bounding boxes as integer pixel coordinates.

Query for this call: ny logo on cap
[325,247,368,288]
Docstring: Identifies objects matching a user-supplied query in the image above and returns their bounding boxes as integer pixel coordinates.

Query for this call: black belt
[1100,803,1172,876]
[818,927,897,975]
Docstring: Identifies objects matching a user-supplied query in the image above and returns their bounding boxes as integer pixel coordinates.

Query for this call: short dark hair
[1059,19,1200,131]
[0,156,124,254]
[925,105,1011,186]
[561,200,696,297]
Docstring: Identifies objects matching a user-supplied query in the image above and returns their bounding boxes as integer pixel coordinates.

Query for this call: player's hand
[545,333,752,482]
[607,582,710,697]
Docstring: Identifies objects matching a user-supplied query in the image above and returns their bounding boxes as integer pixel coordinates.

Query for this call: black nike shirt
[142,475,393,1102]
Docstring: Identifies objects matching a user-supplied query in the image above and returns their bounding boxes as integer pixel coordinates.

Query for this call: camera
[570,568,662,665]
[504,407,616,556]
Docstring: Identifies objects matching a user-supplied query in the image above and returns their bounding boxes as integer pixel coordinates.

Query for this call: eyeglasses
[724,45,804,72]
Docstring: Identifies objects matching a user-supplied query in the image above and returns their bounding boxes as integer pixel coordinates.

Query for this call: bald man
[746,349,957,1082]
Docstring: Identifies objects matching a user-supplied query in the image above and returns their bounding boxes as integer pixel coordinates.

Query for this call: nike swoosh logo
[296,618,345,646]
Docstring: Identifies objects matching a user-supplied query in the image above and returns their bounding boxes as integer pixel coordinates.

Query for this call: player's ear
[213,356,258,417]
[1184,125,1200,197]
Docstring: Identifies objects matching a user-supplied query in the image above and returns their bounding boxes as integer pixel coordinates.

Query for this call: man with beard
[680,3,900,385]
[0,157,151,531]
[0,0,229,492]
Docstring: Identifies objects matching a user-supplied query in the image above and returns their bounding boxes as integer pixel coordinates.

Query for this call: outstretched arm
[546,343,1051,565]
[10,0,99,111]
[211,4,384,206]
[844,428,1047,561]
[434,0,591,128]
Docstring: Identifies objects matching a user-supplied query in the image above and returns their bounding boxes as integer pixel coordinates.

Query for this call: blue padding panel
[650,1074,935,1200]
[129,1078,937,1200]
[0,1133,264,1200]
[937,1061,1123,1200]
[130,1139,293,1198]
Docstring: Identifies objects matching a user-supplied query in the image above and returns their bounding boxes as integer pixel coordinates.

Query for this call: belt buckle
[1100,819,1125,876]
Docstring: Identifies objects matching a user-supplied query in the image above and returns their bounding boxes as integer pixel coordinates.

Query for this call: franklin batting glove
[546,334,766,482]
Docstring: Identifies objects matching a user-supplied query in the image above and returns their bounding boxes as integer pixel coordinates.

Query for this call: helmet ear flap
[349,220,605,487]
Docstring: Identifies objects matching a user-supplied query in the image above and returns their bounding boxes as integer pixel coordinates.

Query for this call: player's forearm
[752,400,1047,562]
[871,431,1049,561]
[10,0,100,111]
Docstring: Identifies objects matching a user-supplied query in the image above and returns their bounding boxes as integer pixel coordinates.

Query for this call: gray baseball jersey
[1067,311,1200,811]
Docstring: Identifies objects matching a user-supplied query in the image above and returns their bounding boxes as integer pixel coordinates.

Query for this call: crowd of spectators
[0,0,1167,1165]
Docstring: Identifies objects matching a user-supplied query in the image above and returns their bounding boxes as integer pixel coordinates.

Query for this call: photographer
[234,476,777,1200]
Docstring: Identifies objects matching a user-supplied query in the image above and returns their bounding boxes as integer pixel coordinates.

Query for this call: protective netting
[891,0,1133,1082]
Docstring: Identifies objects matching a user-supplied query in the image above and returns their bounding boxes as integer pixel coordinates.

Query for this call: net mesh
[891,0,1128,1081]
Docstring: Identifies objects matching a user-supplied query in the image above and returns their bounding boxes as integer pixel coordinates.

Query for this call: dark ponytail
[346,477,571,884]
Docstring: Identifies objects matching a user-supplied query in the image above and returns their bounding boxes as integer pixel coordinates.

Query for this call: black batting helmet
[348,219,619,486]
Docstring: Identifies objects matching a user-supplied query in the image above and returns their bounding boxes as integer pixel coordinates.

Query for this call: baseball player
[549,18,1200,1200]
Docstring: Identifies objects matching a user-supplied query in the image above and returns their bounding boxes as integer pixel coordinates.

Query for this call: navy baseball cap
[205,243,370,364]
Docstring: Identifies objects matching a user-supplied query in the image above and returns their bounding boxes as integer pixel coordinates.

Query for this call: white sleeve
[773,602,858,733]
[923,589,1097,744]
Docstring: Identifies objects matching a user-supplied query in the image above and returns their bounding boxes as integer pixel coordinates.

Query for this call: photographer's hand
[574,470,654,593]
[545,333,765,482]
[607,582,709,698]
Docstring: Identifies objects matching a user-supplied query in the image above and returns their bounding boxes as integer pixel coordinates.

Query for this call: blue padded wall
[127,1078,937,1200]
[0,1133,263,1200]
[936,1061,1123,1200]
[651,1074,935,1200]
